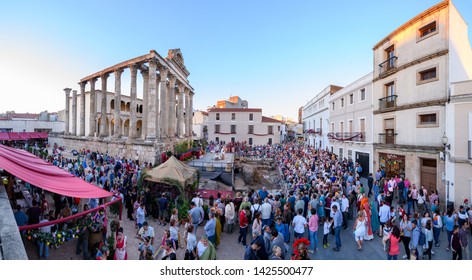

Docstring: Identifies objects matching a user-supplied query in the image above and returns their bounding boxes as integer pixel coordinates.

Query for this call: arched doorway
[136,120,142,138]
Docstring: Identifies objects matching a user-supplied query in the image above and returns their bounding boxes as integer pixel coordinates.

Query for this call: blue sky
[0,0,471,120]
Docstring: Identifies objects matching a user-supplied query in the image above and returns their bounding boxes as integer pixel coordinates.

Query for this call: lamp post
[441,133,451,208]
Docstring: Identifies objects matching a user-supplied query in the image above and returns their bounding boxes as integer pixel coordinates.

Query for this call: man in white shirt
[378,201,391,237]
[191,193,203,208]
[138,221,155,245]
[260,197,272,229]
[292,208,307,240]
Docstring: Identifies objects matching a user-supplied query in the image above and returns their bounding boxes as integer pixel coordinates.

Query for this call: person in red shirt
[238,206,250,246]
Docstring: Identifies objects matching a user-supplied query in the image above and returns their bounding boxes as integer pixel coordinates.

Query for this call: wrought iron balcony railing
[379,95,397,110]
[379,56,397,75]
[327,132,365,142]
[378,132,397,145]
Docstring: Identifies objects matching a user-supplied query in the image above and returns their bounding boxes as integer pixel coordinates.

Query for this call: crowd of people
[10,141,472,260]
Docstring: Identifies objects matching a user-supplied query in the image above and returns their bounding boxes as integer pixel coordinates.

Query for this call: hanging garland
[22,215,100,247]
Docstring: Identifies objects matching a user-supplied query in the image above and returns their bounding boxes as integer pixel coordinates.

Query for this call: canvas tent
[146,156,197,186]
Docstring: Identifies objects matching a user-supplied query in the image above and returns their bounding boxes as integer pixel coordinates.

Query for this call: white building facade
[206,108,281,145]
[372,0,472,206]
[302,85,342,149]
[445,80,472,206]
[328,73,374,177]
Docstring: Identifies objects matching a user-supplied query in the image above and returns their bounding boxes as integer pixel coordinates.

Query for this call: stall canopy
[0,144,112,198]
[146,156,197,186]
[0,132,48,141]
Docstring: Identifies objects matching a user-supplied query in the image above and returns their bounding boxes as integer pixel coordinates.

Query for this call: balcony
[379,95,397,110]
[379,56,398,76]
[327,132,365,142]
[378,131,397,145]
[305,129,322,135]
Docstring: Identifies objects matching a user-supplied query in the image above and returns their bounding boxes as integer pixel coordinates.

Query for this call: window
[268,126,273,135]
[215,137,219,143]
[348,120,353,134]
[231,125,236,134]
[331,102,335,111]
[386,82,395,97]
[216,113,220,121]
[215,124,220,133]
[278,126,280,132]
[417,112,438,127]
[331,122,334,132]
[231,137,235,143]
[360,89,366,101]
[417,67,438,84]
[248,137,253,145]
[248,125,254,134]
[349,94,354,105]
[386,45,395,69]
[249,113,253,121]
[419,21,437,38]
[231,113,235,120]
[340,121,344,134]
[339,148,343,160]
[268,138,272,145]
[340,98,344,108]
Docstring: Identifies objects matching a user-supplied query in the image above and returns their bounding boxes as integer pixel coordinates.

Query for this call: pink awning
[0,132,9,141]
[0,144,112,198]
[18,132,30,140]
[38,132,48,139]
[7,132,21,141]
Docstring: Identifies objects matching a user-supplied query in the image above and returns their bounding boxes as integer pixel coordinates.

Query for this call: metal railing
[379,56,397,75]
[327,132,365,142]
[378,132,397,145]
[379,95,397,110]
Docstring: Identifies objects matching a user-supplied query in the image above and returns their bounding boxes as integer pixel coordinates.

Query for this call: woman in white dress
[353,211,367,251]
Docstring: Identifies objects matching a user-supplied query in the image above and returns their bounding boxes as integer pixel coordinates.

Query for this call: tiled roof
[207,108,261,113]
[262,116,282,123]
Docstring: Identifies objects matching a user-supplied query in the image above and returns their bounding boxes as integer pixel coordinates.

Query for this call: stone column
[129,64,138,139]
[79,81,86,136]
[167,75,177,138]
[140,69,149,140]
[158,67,169,139]
[177,84,185,138]
[100,73,109,137]
[72,89,78,135]
[146,59,158,140]
[88,78,97,137]
[184,88,190,137]
[188,91,194,138]
[63,88,71,135]
[155,75,160,139]
[114,68,123,138]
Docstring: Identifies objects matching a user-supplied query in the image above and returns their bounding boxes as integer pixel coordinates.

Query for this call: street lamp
[441,133,451,150]
[441,132,451,208]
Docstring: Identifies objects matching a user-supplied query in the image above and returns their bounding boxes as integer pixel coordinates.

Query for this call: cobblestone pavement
[23,205,468,260]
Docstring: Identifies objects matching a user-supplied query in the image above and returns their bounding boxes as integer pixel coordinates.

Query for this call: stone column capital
[184,87,190,95]
[114,68,124,76]
[78,81,87,89]
[148,58,158,68]
[72,89,77,95]
[168,74,177,86]
[129,63,139,73]
[90,77,98,83]
[100,72,110,79]
[140,68,148,76]
[64,88,72,96]
[177,83,186,92]
[159,67,169,80]
[189,91,195,96]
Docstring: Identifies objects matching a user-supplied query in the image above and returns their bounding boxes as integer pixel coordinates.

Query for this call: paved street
[23,201,468,260]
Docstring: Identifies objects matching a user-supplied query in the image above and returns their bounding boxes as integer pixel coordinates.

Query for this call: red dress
[113,235,128,260]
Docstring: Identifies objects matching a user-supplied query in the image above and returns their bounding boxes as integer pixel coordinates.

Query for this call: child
[382,221,392,251]
[322,217,332,248]
[170,208,180,227]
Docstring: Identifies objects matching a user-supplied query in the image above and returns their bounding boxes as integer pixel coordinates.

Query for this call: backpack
[252,205,261,222]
